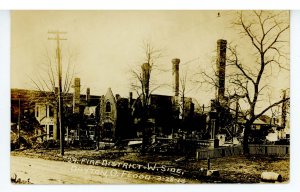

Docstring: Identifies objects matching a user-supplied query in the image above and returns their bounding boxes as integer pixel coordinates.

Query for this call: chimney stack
[172,58,180,98]
[115,94,120,101]
[86,88,90,105]
[73,78,80,113]
[216,39,227,102]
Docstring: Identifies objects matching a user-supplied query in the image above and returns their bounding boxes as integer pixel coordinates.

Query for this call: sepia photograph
[10,10,290,184]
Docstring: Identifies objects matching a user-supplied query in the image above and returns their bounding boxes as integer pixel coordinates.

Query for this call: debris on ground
[11,149,289,183]
[11,173,32,184]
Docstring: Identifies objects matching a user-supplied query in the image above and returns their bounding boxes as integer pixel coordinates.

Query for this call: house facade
[99,88,117,141]
[35,103,57,140]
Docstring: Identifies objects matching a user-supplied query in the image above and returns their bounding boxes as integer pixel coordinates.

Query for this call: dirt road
[11,156,196,184]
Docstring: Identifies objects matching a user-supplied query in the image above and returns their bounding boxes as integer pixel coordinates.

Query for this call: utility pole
[48,31,67,156]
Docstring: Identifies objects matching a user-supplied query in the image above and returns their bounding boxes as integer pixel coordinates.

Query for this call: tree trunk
[141,108,148,155]
[243,123,251,155]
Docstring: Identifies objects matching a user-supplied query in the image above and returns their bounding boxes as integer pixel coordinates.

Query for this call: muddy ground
[11,148,289,183]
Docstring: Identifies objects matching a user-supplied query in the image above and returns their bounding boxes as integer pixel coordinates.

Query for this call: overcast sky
[11,10,290,108]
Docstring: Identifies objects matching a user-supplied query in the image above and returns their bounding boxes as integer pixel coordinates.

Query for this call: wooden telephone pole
[48,31,67,156]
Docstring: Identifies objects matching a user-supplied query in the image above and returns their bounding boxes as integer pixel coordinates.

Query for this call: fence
[248,144,289,156]
[196,146,243,160]
[195,144,289,160]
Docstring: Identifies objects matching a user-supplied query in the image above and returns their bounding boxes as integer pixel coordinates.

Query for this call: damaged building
[95,56,206,144]
[11,39,289,151]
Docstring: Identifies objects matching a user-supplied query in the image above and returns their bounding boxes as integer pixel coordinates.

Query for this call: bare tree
[226,11,290,153]
[130,41,163,153]
[196,11,290,153]
[178,66,196,130]
[29,47,76,102]
[28,40,76,149]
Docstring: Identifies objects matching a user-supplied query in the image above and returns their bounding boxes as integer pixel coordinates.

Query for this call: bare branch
[255,97,290,120]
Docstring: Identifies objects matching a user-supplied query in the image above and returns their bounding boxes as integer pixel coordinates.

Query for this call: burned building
[11,78,101,143]
[66,79,101,143]
[96,57,204,143]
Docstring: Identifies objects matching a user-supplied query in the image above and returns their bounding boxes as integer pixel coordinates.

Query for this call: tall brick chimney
[73,78,80,113]
[86,88,90,105]
[172,58,180,98]
[216,39,227,102]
